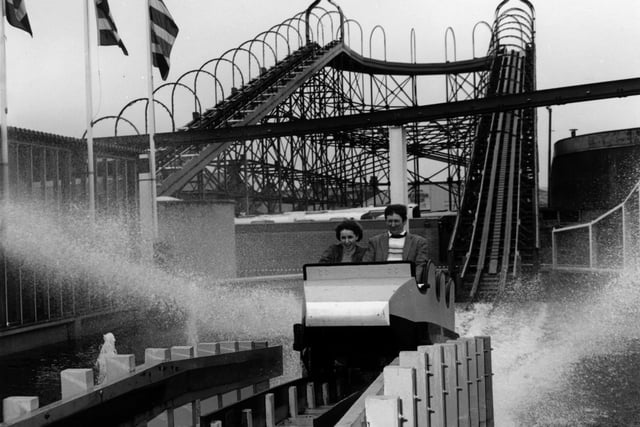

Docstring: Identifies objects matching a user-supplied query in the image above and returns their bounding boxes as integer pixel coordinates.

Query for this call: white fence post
[365,395,402,427]
[383,365,416,427]
[425,344,446,426]
[61,368,94,400]
[2,397,39,422]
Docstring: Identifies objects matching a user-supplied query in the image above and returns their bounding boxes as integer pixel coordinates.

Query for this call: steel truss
[96,1,525,215]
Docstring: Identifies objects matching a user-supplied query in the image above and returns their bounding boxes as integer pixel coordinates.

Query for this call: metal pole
[82,0,96,218]
[0,0,8,204]
[144,0,159,240]
[622,204,627,268]
[546,106,552,197]
[588,225,594,268]
[551,229,557,268]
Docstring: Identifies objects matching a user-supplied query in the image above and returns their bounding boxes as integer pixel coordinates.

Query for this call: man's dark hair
[335,220,363,241]
[384,204,407,221]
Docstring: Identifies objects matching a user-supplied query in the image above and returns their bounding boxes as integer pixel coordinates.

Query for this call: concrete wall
[158,200,236,279]
[236,218,448,277]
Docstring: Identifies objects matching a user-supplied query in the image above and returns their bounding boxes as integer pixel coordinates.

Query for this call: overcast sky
[3,0,640,187]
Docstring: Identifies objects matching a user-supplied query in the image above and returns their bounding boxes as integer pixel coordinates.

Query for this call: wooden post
[288,385,299,418]
[442,343,458,427]
[2,396,39,422]
[475,337,487,426]
[454,340,471,427]
[306,382,316,409]
[321,382,330,406]
[105,354,135,383]
[144,348,170,366]
[197,342,220,356]
[425,345,445,426]
[478,336,494,426]
[464,338,479,426]
[383,365,416,427]
[551,229,557,268]
[410,348,432,427]
[171,345,195,360]
[365,395,401,427]
[241,408,253,427]
[265,393,276,427]
[60,368,94,400]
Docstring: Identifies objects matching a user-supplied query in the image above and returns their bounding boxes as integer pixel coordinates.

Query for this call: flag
[149,0,178,80]
[94,0,128,55]
[5,0,32,36]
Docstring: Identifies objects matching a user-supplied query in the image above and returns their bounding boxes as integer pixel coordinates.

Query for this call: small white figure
[95,332,117,385]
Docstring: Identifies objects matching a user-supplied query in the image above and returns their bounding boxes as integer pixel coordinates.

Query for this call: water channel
[1,202,640,425]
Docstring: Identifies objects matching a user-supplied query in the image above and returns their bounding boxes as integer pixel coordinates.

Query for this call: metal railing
[552,180,640,271]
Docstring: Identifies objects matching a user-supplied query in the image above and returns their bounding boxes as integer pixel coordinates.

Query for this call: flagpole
[82,0,96,218]
[144,0,158,240]
[0,1,9,205]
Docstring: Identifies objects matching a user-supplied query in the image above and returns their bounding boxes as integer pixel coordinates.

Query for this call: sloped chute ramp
[448,0,538,300]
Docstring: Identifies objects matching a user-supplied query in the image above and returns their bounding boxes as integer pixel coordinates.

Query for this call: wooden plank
[442,344,458,427]
[479,336,494,427]
[424,345,445,427]
[475,337,487,426]
[383,366,416,427]
[454,341,470,427]
[464,338,479,426]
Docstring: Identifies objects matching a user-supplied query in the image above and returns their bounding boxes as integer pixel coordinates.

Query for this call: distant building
[550,127,640,215]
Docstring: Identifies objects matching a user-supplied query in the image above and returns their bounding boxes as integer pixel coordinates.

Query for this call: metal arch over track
[96,0,504,213]
[93,0,640,297]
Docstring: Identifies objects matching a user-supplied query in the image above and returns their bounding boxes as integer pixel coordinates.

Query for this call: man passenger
[362,204,429,283]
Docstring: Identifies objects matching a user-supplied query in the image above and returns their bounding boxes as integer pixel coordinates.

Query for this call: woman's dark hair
[335,219,363,241]
[384,204,407,221]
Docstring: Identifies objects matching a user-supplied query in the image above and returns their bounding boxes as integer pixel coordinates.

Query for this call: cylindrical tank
[550,128,640,212]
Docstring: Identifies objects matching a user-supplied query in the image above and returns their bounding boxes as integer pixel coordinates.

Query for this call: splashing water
[457,271,640,425]
[2,201,301,359]
[7,201,640,423]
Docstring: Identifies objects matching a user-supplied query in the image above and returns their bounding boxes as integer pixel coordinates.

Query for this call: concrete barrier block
[2,396,39,422]
[238,341,253,351]
[61,368,94,400]
[170,346,194,360]
[106,354,135,383]
[219,341,239,353]
[144,348,170,366]
[197,342,220,356]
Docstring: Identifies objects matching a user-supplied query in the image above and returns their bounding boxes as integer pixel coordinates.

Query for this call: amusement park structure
[94,0,539,296]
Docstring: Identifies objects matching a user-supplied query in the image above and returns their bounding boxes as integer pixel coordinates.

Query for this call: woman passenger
[318,219,367,263]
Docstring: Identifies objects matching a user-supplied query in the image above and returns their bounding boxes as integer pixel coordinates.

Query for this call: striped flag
[5,0,32,36]
[149,0,178,80]
[94,0,128,55]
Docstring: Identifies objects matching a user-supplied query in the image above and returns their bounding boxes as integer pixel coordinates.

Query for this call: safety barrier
[200,376,360,427]
[552,180,640,271]
[336,337,494,427]
[0,340,282,426]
